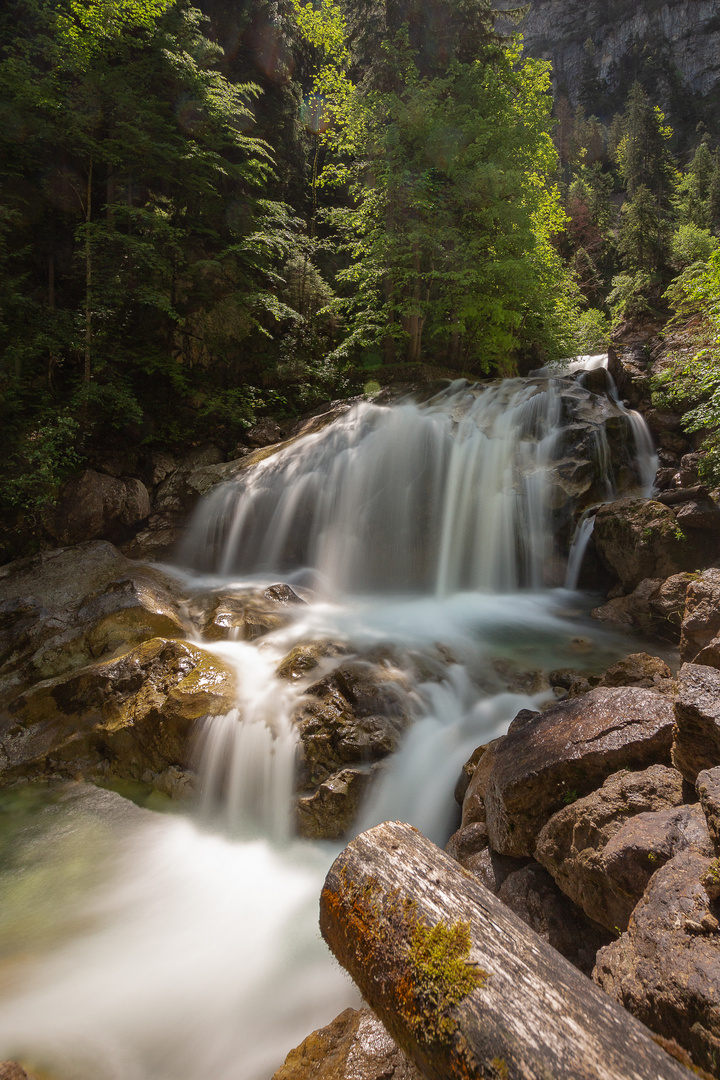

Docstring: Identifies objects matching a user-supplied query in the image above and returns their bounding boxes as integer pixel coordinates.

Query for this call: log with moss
[319,820,692,1080]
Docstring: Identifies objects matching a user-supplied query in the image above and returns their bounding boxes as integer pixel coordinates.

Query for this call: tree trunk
[319,821,691,1080]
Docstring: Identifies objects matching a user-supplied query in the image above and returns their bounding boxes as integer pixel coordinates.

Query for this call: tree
[292,0,574,371]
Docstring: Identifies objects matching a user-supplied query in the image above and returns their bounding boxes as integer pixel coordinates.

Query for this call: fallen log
[319,820,692,1080]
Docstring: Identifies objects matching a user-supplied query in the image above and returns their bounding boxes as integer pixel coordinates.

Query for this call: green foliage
[651,250,720,479]
[0,411,82,521]
[670,223,718,270]
[570,307,611,353]
[607,270,655,322]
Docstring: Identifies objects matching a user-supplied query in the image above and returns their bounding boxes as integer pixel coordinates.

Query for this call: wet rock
[697,768,720,854]
[293,661,412,839]
[189,591,298,642]
[453,744,488,805]
[548,668,599,698]
[680,569,720,664]
[673,663,720,782]
[483,687,675,857]
[296,767,378,841]
[593,849,720,1077]
[0,542,192,700]
[276,641,350,681]
[497,861,613,974]
[536,766,705,932]
[0,638,236,788]
[272,1007,421,1080]
[593,498,710,593]
[0,1065,38,1080]
[46,470,150,546]
[460,739,500,826]
[264,583,305,606]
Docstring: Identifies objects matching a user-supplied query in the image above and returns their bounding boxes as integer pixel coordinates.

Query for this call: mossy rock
[0,638,236,787]
[276,641,350,680]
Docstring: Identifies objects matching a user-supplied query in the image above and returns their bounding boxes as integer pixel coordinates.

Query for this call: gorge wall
[512,0,720,108]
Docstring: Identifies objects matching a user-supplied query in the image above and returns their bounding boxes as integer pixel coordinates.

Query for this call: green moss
[403,919,485,1042]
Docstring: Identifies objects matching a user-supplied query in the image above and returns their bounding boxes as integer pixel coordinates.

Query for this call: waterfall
[181,374,653,595]
[0,363,658,1080]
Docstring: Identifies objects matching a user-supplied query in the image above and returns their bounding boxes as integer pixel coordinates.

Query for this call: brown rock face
[593,498,709,593]
[46,470,150,545]
[673,663,720,781]
[598,653,672,689]
[697,768,720,854]
[594,849,720,1077]
[536,766,706,933]
[460,738,500,827]
[0,638,236,786]
[591,573,693,641]
[483,688,675,857]
[680,570,720,664]
[293,660,412,839]
[272,1007,421,1080]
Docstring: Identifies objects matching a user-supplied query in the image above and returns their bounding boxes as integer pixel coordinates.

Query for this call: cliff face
[515,0,720,104]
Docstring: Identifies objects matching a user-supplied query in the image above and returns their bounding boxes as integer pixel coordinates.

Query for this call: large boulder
[592,573,693,641]
[680,569,720,665]
[535,765,705,932]
[0,638,236,790]
[293,660,412,840]
[593,498,709,593]
[45,470,150,546]
[272,1007,421,1080]
[483,688,675,857]
[187,585,305,643]
[594,849,720,1077]
[0,542,192,701]
[673,663,720,782]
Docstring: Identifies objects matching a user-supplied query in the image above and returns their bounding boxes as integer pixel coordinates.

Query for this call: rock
[675,498,720,532]
[697,768,720,854]
[0,1065,38,1080]
[0,543,192,701]
[593,498,710,593]
[673,663,720,781]
[293,661,412,839]
[276,641,350,681]
[272,1007,421,1080]
[594,849,720,1077]
[459,845,529,893]
[246,418,285,448]
[598,652,672,689]
[591,573,693,641]
[46,470,151,545]
[264,583,305,606]
[680,570,720,664]
[483,687,675,857]
[0,638,236,788]
[295,767,378,841]
[189,591,298,642]
[460,739,500,826]
[536,765,707,932]
[549,668,599,698]
[497,861,613,974]
[444,821,489,863]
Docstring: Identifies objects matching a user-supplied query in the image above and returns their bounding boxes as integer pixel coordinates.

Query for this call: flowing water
[0,367,657,1080]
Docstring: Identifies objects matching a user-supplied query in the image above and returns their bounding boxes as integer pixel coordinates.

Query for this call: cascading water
[0,366,658,1080]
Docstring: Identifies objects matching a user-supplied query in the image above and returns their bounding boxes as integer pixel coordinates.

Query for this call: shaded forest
[2,0,720,554]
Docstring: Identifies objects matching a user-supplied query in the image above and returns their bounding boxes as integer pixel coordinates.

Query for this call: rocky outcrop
[534,765,705,932]
[483,688,675,857]
[272,1008,421,1080]
[0,542,193,701]
[45,470,150,546]
[680,569,720,665]
[516,0,720,104]
[591,573,693,640]
[593,499,711,594]
[673,663,720,781]
[0,637,236,791]
[293,660,412,840]
[594,849,720,1077]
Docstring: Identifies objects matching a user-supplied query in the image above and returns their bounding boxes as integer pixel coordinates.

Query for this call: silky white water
[0,370,656,1079]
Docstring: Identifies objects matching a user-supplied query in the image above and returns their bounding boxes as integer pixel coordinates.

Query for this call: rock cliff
[513,0,720,106]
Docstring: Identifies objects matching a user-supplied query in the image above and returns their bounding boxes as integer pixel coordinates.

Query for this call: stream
[0,367,659,1080]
